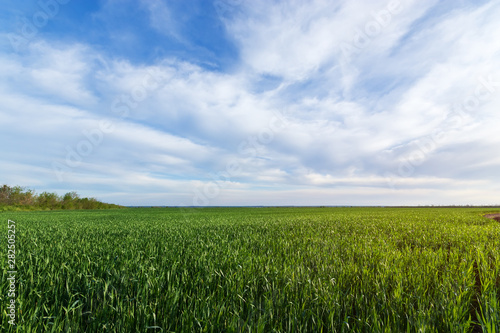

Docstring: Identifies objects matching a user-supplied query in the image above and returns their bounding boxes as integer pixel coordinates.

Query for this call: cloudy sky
[1,0,499,206]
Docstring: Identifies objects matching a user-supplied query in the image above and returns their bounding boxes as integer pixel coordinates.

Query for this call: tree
[36,192,61,209]
[62,191,79,209]
[0,185,12,205]
[0,184,122,210]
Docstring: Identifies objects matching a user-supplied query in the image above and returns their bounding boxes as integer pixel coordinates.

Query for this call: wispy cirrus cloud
[0,0,499,206]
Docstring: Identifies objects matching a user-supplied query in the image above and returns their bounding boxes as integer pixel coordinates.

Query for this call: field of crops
[1,207,500,332]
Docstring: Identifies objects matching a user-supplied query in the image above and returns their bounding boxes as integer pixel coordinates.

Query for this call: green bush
[0,184,122,210]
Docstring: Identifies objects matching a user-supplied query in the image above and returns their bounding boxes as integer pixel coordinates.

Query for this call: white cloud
[26,43,97,105]
[1,1,500,205]
[141,0,181,40]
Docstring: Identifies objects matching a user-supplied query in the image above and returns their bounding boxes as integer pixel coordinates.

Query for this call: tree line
[0,185,123,211]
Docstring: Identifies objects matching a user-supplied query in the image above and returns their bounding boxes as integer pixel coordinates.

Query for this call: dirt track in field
[484,213,500,221]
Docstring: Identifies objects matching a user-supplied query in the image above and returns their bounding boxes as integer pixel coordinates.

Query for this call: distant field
[1,207,500,332]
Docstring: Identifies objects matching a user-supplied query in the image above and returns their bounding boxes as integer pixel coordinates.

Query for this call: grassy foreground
[1,207,500,332]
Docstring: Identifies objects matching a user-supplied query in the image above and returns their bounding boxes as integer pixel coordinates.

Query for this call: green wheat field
[1,207,500,332]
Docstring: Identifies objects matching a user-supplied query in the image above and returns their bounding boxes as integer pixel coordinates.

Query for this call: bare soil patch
[484,213,500,221]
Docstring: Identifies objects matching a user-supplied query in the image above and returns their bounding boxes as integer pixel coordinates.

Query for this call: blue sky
[1,0,499,206]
